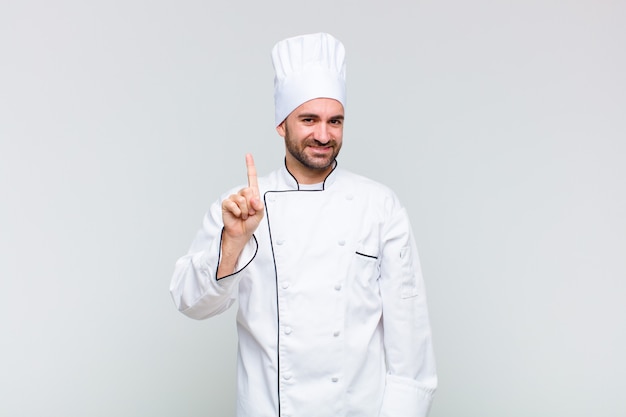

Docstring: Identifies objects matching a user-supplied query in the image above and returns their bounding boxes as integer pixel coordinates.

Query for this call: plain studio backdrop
[1,0,624,416]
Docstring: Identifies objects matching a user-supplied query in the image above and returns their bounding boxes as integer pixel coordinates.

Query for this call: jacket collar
[279,159,339,191]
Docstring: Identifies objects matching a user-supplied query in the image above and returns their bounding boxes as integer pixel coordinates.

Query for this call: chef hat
[272,32,346,126]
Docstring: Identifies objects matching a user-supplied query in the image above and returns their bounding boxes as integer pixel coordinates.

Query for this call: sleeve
[378,198,437,417]
[169,195,258,320]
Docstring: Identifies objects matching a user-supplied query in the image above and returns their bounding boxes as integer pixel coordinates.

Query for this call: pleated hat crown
[271,32,346,126]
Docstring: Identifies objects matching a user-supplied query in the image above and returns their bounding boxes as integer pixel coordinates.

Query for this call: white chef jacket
[170,162,437,417]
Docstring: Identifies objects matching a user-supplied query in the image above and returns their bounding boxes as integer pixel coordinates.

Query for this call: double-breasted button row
[281,374,339,385]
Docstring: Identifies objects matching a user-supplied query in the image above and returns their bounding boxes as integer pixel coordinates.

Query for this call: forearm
[216,230,250,279]
[170,200,245,319]
[170,230,259,320]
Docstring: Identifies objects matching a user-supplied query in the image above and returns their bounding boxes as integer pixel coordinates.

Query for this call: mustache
[308,138,336,146]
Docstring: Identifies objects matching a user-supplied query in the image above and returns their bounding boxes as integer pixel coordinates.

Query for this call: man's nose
[315,123,330,144]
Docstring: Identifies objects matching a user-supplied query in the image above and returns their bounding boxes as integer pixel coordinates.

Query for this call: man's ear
[276,122,286,138]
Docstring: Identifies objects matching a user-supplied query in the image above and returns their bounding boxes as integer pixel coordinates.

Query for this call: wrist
[217,229,249,279]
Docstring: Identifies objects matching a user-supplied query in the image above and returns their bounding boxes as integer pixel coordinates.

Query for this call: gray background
[1,0,624,416]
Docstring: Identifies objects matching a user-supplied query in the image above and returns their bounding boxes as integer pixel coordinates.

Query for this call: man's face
[276,98,344,183]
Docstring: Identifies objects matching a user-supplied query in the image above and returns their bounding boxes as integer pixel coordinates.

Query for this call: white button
[346,194,353,200]
[284,373,292,380]
[281,282,290,289]
[284,327,292,335]
[276,239,284,245]
[338,240,345,246]
[334,283,342,291]
[331,377,339,383]
[333,330,340,337]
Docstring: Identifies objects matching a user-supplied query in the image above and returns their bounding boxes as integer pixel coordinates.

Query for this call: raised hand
[218,154,264,277]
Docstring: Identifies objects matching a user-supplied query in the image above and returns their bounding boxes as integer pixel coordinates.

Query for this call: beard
[284,124,342,171]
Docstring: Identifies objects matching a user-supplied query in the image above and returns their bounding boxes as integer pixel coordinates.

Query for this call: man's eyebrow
[296,113,344,120]
[297,113,320,119]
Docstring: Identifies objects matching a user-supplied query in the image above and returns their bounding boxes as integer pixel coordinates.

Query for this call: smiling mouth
[308,144,333,151]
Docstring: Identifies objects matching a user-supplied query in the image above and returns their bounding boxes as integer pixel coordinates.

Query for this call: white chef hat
[272,32,346,126]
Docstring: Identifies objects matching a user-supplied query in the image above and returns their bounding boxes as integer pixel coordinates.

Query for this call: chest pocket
[353,244,380,288]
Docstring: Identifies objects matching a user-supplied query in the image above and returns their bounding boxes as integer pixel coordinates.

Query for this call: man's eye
[330,119,342,125]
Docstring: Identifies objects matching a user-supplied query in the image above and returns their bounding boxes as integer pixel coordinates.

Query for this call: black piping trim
[284,157,300,190]
[283,157,338,191]
[263,192,281,415]
[356,251,378,259]
[322,160,338,190]
[214,228,259,281]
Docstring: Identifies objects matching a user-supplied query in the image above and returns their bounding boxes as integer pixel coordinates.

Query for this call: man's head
[272,33,347,183]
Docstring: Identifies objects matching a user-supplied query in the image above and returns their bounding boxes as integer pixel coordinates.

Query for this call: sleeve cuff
[379,374,436,417]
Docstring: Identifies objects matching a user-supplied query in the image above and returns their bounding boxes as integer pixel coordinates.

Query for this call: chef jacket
[170,162,437,417]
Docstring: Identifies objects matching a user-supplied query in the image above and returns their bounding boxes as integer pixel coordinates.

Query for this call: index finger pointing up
[246,153,259,193]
